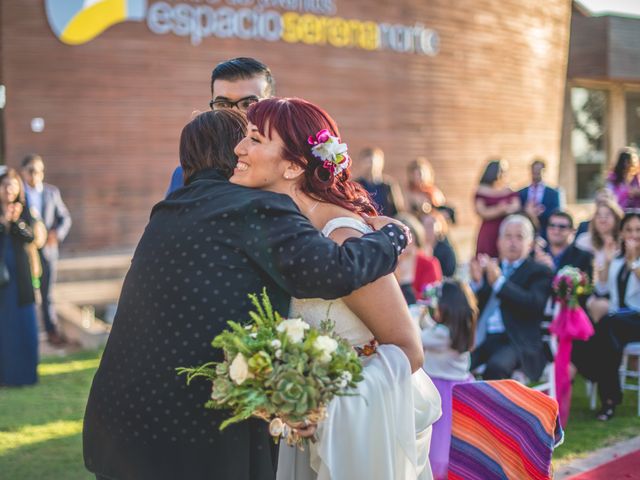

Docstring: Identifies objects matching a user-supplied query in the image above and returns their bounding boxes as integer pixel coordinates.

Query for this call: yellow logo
[45,0,147,45]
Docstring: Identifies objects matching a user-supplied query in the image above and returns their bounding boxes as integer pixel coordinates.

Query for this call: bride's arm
[329,227,424,373]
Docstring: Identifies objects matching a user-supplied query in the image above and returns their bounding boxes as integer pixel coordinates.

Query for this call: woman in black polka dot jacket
[83,109,409,480]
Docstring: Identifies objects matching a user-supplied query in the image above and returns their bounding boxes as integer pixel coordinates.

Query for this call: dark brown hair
[438,279,478,353]
[247,97,377,216]
[179,109,247,181]
[0,168,27,215]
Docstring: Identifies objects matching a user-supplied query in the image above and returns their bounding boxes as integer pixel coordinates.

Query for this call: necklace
[308,201,320,213]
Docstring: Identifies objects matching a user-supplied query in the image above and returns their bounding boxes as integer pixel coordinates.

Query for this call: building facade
[560,3,640,203]
[0,0,572,253]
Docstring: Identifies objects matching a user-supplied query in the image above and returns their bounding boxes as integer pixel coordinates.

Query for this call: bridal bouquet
[549,265,594,427]
[177,290,363,446]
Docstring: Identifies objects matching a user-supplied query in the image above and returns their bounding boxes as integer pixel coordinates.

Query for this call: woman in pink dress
[474,159,521,257]
[605,148,640,210]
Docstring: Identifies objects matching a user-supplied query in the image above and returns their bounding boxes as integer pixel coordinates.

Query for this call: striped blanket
[449,380,564,480]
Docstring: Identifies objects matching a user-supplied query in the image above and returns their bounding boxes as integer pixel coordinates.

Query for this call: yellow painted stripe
[60,0,127,45]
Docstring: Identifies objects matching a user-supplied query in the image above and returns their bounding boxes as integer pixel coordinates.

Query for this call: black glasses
[548,223,571,230]
[209,96,260,112]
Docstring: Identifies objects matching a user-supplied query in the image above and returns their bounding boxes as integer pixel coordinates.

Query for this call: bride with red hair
[231,97,441,480]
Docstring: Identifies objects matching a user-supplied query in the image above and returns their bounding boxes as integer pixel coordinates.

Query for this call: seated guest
[356,147,404,216]
[534,210,593,280]
[421,279,478,480]
[469,214,552,381]
[574,211,640,421]
[575,199,623,322]
[518,158,562,238]
[574,188,616,238]
[534,211,594,342]
[394,212,442,304]
[422,209,457,277]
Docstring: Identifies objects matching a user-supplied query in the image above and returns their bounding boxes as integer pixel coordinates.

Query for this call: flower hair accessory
[308,129,351,175]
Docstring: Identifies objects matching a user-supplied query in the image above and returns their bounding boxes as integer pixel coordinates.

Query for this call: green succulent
[269,369,318,420]
[211,376,234,403]
[248,351,273,377]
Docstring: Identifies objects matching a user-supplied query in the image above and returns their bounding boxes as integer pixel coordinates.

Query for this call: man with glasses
[165,57,274,196]
[534,210,593,278]
[20,154,72,346]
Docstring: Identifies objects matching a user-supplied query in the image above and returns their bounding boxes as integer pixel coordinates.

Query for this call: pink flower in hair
[308,129,350,176]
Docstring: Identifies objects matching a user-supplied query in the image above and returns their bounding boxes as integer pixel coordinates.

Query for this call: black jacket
[476,258,553,381]
[0,212,35,306]
[83,169,407,480]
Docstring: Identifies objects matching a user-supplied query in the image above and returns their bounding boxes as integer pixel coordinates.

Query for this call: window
[571,87,608,200]
[627,91,640,150]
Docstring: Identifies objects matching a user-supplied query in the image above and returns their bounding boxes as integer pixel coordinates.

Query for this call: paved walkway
[555,436,640,479]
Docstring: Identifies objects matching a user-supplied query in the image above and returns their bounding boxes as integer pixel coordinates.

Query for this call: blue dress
[0,239,38,386]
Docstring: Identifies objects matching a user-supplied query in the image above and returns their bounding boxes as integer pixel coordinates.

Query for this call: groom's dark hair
[179,109,247,181]
[210,57,275,97]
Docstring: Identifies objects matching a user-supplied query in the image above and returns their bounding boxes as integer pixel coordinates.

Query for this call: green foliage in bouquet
[177,289,363,431]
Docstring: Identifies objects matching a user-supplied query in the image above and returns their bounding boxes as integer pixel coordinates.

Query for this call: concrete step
[54,278,123,306]
[57,253,131,283]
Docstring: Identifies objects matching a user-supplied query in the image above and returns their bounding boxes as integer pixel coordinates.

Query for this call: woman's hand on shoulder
[362,214,412,245]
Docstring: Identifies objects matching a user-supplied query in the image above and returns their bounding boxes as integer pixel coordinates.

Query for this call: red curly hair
[246,97,377,216]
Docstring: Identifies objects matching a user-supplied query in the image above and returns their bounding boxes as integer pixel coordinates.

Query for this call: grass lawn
[0,350,639,479]
[553,376,640,463]
[0,349,101,480]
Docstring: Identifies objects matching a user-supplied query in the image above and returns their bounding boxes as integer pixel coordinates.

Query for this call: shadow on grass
[0,349,102,479]
[0,431,92,480]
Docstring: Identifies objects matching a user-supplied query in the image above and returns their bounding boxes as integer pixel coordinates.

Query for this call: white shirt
[25,183,44,219]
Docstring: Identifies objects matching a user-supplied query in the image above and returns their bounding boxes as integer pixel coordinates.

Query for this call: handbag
[0,231,9,288]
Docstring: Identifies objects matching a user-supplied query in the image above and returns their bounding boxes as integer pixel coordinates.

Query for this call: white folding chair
[619,342,640,416]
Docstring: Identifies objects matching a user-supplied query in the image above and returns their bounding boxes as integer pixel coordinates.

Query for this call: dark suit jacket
[0,211,35,306]
[83,169,407,480]
[518,185,561,236]
[476,258,553,381]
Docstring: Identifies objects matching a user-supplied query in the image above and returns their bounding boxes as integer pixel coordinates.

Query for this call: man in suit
[470,214,552,381]
[21,154,72,346]
[83,109,411,480]
[519,159,562,239]
[166,57,274,196]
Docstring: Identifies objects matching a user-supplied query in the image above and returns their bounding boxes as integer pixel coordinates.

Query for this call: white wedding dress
[276,217,442,480]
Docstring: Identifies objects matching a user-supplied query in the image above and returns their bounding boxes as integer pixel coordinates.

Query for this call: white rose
[229,353,250,385]
[269,417,285,437]
[275,349,283,359]
[271,339,282,349]
[314,335,338,363]
[276,318,310,343]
